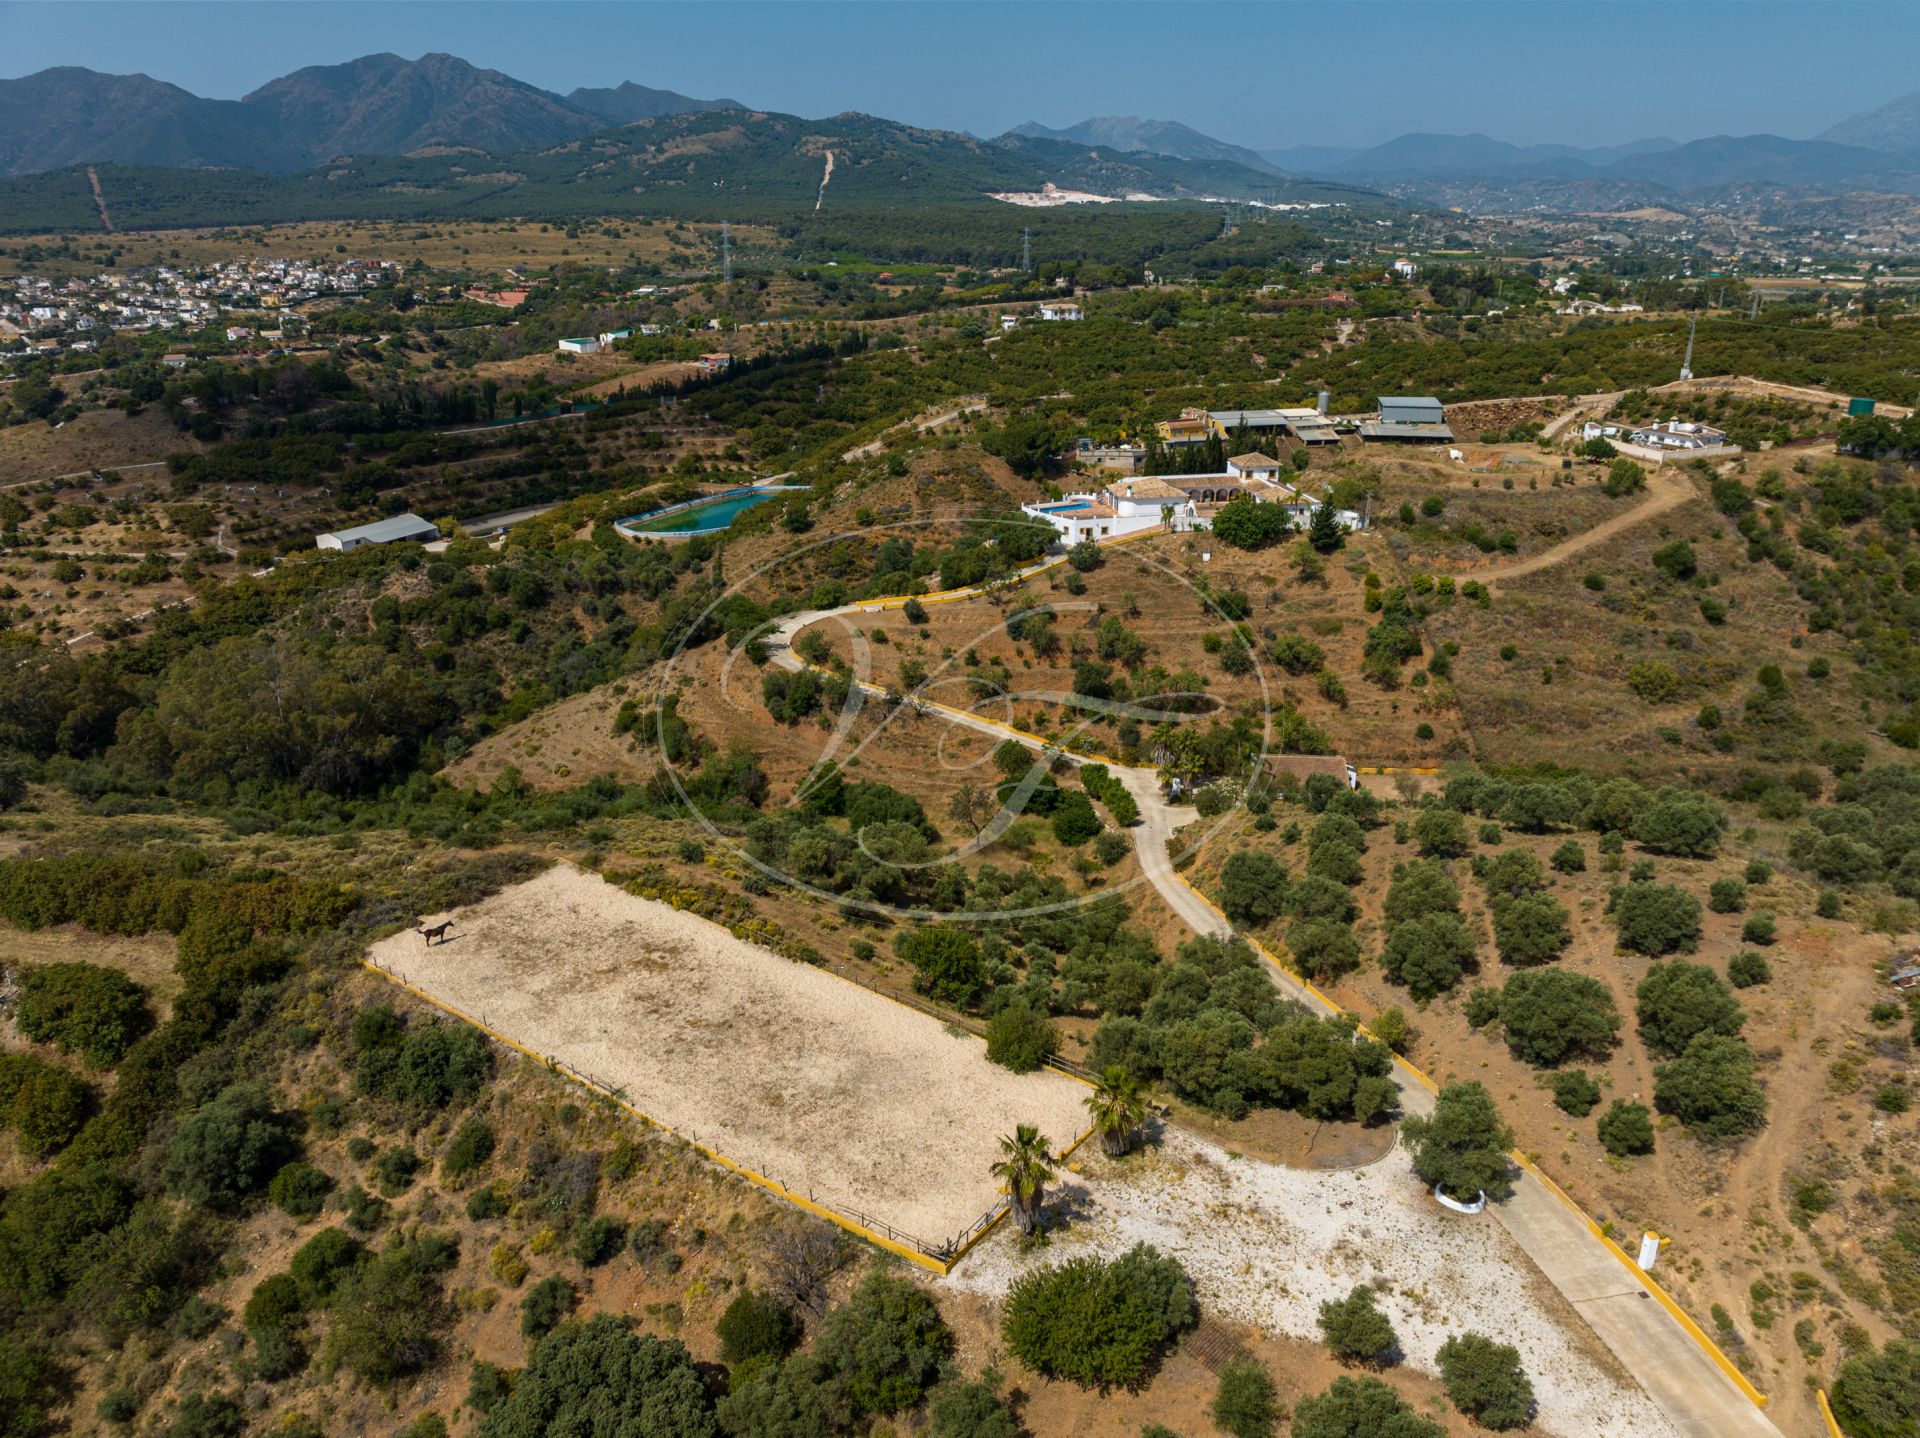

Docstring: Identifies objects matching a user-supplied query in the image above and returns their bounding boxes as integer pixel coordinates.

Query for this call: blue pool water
[625,486,804,534]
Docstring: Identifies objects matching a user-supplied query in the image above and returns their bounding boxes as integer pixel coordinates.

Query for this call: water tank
[1316,390,1331,416]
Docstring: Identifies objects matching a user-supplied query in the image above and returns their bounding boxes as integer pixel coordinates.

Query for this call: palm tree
[1084,1066,1147,1157]
[990,1124,1056,1235]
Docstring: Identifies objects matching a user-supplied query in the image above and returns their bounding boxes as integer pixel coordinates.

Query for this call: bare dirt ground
[0,922,182,1018]
[0,405,204,484]
[946,1125,1681,1438]
[367,864,1092,1249]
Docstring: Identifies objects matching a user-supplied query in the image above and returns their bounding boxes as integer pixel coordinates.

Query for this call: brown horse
[419,920,453,946]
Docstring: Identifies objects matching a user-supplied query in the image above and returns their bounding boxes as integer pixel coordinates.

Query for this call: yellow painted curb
[1817,1388,1844,1437]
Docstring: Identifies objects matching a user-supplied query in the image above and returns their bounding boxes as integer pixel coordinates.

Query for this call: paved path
[763,544,1783,1438]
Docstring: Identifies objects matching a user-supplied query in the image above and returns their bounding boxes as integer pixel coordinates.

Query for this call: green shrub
[1497,970,1621,1066]
[466,1185,509,1221]
[1317,1285,1398,1366]
[1597,1100,1655,1156]
[0,1051,93,1159]
[1654,1034,1768,1137]
[477,1315,711,1436]
[929,1379,1019,1438]
[1287,917,1362,981]
[1827,1338,1920,1438]
[14,962,152,1068]
[375,1146,422,1196]
[1632,790,1725,857]
[1614,882,1703,955]
[1211,1361,1279,1438]
[466,1359,511,1415]
[167,1393,245,1438]
[1708,877,1747,913]
[1727,951,1772,988]
[441,1118,495,1181]
[1741,912,1777,945]
[1401,1082,1513,1202]
[1217,850,1290,926]
[986,998,1058,1074]
[1436,1332,1534,1430]
[352,1005,492,1111]
[268,1161,333,1221]
[1453,981,1499,1027]
[811,1269,952,1416]
[519,1275,576,1337]
[1411,808,1470,858]
[162,1081,293,1210]
[896,925,987,1008]
[1001,1243,1195,1389]
[1491,892,1572,967]
[717,1289,802,1366]
[571,1214,626,1267]
[289,1227,361,1304]
[325,1232,460,1383]
[1292,1375,1443,1438]
[1636,960,1745,1057]
[1380,913,1475,1000]
[1549,1070,1601,1116]
[1550,840,1586,873]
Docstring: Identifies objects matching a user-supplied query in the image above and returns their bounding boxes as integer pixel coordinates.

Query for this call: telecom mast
[721,221,732,282]
[1679,313,1697,381]
[1021,227,1031,272]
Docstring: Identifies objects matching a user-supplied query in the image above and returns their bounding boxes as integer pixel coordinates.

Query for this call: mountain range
[1023,103,1920,210]
[1009,117,1286,178]
[6,52,1920,220]
[0,53,737,176]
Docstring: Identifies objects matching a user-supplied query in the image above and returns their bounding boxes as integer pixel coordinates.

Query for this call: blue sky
[5,0,1917,150]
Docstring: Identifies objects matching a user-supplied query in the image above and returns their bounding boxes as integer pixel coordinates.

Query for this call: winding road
[763,539,1782,1438]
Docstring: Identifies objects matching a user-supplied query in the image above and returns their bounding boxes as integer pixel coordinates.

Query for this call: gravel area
[367,864,1090,1249]
[945,1126,1682,1438]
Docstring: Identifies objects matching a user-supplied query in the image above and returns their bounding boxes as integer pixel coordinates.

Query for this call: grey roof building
[315,513,442,552]
[1365,395,1453,443]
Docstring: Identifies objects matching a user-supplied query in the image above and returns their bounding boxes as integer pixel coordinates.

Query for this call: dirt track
[1476,465,1697,591]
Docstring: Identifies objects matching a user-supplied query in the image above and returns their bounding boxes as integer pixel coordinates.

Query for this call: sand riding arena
[365,865,1091,1268]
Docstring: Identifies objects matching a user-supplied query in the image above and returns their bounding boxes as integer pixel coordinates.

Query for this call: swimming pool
[618,486,807,537]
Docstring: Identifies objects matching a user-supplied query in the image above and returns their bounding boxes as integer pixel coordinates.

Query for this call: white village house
[1037,301,1083,321]
[1627,419,1727,451]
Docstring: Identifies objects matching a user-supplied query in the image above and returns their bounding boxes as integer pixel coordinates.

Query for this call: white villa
[1022,471,1362,545]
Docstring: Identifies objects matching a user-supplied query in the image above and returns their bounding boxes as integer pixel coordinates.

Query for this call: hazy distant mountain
[1305,131,1680,180]
[567,80,741,125]
[0,67,301,174]
[1261,144,1362,174]
[243,53,598,160]
[0,54,741,175]
[1008,116,1287,176]
[1608,133,1920,191]
[1819,91,1920,153]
